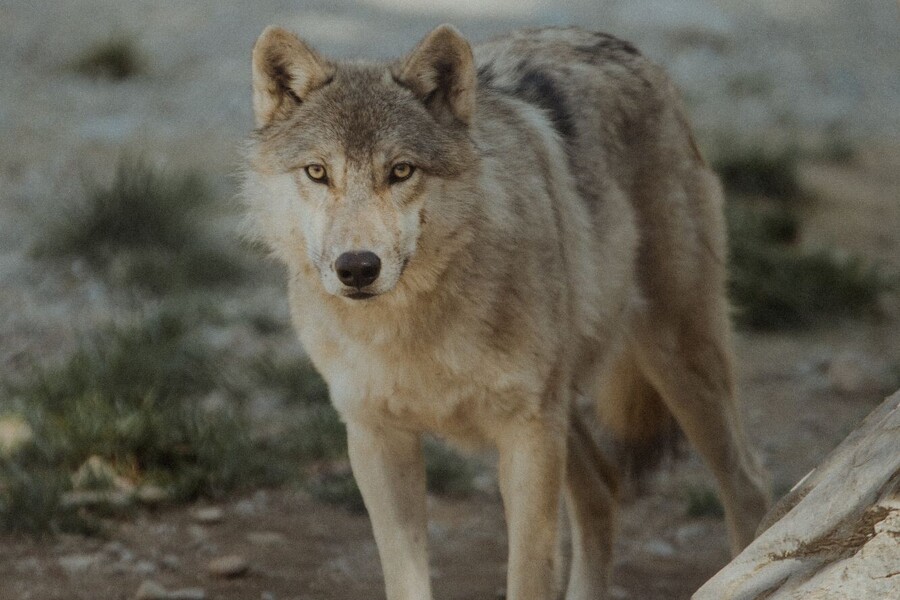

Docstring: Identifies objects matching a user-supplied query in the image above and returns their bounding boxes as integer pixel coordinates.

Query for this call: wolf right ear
[251,27,334,127]
[394,25,476,126]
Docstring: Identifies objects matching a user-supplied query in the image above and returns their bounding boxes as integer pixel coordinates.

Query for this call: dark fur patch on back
[590,32,640,57]
[476,64,495,88]
[507,67,575,141]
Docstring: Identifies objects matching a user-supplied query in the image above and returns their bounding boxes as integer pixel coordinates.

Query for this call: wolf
[242,24,770,600]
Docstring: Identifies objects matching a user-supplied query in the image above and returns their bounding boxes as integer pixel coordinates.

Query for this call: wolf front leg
[497,414,567,600]
[346,422,432,600]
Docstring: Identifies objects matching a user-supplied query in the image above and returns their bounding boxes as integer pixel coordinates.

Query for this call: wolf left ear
[251,27,334,127]
[394,25,476,126]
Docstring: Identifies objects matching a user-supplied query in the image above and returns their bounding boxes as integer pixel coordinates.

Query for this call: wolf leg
[632,311,770,554]
[497,410,567,600]
[346,422,432,600]
[564,408,618,600]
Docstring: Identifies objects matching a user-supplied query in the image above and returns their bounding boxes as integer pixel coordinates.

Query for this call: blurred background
[0,1,898,599]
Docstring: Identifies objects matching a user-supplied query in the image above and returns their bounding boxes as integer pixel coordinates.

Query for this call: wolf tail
[592,348,681,478]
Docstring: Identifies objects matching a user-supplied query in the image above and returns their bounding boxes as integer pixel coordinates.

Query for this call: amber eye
[305,164,328,183]
[389,163,415,183]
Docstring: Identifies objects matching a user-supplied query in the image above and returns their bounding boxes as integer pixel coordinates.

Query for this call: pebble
[207,555,249,578]
[674,523,710,546]
[137,484,172,505]
[169,589,207,600]
[192,506,224,524]
[246,531,286,546]
[643,539,677,558]
[134,580,168,600]
[161,554,181,570]
[133,560,158,575]
[104,541,135,563]
[827,351,888,394]
[58,553,101,574]
[0,415,33,456]
[610,585,630,599]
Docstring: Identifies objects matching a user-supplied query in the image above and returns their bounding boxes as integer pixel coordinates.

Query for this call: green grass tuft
[33,157,245,293]
[714,147,800,199]
[727,202,887,330]
[251,354,329,405]
[0,310,282,533]
[71,36,144,80]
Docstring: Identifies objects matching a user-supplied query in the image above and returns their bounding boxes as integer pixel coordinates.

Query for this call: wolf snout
[334,251,381,289]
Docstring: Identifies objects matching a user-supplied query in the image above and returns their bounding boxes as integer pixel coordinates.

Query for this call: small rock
[192,506,224,524]
[133,560,157,575]
[187,525,208,545]
[207,555,249,578]
[233,499,256,515]
[71,455,134,493]
[674,523,709,546]
[827,351,888,394]
[137,484,172,505]
[104,541,134,563]
[161,554,181,570]
[643,539,676,558]
[0,415,32,456]
[58,553,101,574]
[134,580,168,600]
[60,489,132,508]
[168,589,206,600]
[609,585,630,599]
[245,531,286,546]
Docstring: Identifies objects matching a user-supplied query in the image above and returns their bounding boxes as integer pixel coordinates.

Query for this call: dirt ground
[1,1,899,599]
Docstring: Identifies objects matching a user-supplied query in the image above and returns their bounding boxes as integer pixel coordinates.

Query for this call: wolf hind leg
[631,307,770,554]
[564,407,619,600]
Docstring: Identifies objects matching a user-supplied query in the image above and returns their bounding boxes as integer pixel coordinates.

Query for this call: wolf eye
[389,163,415,184]
[305,164,328,183]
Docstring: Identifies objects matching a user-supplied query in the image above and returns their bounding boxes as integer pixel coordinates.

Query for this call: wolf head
[244,25,479,301]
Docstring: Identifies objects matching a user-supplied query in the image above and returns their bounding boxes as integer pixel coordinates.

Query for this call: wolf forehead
[254,64,474,176]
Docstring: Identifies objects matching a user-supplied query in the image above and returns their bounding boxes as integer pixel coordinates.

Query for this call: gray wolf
[242,24,770,600]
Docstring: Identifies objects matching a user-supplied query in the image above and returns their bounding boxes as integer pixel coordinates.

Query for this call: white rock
[643,539,676,558]
[827,351,888,394]
[245,531,286,546]
[58,553,101,574]
[192,506,224,524]
[133,560,157,575]
[0,415,32,455]
[207,555,249,578]
[134,580,168,600]
[674,523,710,546]
[168,589,206,600]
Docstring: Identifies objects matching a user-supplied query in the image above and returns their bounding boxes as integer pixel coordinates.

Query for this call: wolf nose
[334,251,381,289]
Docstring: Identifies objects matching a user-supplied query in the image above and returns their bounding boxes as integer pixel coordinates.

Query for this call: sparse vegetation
[685,486,724,519]
[307,470,366,514]
[33,157,245,293]
[71,36,145,80]
[0,310,280,534]
[714,146,800,199]
[717,145,888,330]
[252,353,329,405]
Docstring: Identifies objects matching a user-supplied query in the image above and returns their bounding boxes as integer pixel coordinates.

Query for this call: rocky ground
[1,1,898,599]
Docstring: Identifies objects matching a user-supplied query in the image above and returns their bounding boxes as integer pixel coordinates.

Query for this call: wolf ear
[251,27,334,127]
[394,25,476,126]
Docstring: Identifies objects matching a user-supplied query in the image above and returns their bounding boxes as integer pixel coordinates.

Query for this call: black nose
[334,251,381,289]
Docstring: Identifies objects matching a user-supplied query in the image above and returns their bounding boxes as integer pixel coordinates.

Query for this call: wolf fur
[243,24,770,600]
